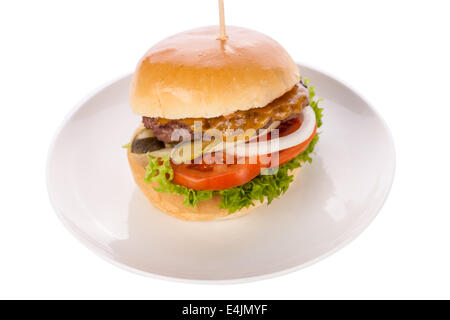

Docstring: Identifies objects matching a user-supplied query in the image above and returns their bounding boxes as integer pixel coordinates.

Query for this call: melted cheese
[156,83,309,133]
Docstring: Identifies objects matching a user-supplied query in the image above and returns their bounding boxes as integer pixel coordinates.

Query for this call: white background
[1,0,449,299]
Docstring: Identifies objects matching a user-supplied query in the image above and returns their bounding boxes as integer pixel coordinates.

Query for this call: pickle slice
[131,129,165,154]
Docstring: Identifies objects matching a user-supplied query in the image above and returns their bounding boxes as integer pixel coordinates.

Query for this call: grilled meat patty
[143,82,309,143]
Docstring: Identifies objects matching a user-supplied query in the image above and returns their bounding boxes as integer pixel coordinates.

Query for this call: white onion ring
[170,107,317,162]
[230,106,316,157]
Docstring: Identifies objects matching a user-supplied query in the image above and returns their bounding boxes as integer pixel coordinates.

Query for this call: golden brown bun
[127,149,300,221]
[127,148,263,221]
[130,25,299,119]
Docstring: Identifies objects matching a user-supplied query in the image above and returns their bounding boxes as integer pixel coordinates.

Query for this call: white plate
[46,64,395,283]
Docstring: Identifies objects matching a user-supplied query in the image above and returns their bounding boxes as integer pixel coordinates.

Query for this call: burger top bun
[130,25,299,119]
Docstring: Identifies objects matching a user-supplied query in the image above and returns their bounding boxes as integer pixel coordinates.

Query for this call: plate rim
[46,62,396,284]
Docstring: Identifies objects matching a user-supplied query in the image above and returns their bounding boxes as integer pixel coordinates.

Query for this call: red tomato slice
[172,153,261,191]
[171,117,316,190]
[278,117,303,138]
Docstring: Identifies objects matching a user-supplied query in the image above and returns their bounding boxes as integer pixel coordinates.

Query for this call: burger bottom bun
[127,148,299,221]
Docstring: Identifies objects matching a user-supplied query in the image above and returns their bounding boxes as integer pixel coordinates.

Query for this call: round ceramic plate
[47,64,395,283]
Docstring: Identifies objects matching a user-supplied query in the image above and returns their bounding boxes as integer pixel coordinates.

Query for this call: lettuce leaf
[144,155,213,207]
[303,78,324,129]
[143,79,323,213]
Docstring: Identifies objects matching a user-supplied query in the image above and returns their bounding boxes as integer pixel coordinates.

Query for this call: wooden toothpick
[217,0,229,40]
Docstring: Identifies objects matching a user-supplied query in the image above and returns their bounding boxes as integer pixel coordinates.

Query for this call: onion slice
[169,106,317,162]
[231,106,317,157]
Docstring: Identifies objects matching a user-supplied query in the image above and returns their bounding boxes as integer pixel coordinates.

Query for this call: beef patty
[143,82,309,143]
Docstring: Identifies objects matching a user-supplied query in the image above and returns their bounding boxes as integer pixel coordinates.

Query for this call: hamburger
[125,26,323,221]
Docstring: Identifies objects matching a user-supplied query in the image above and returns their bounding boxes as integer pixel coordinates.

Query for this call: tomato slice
[171,117,316,190]
[278,117,303,138]
[172,153,261,191]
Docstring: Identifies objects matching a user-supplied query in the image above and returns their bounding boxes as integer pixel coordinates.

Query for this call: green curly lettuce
[144,155,213,207]
[303,78,324,129]
[142,79,323,213]
[218,160,301,213]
